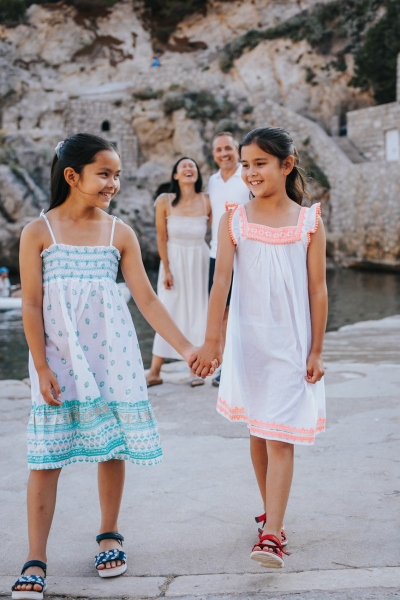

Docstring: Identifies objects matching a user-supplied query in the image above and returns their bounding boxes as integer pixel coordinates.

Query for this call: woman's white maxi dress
[152,201,209,359]
[217,202,326,445]
[27,212,162,469]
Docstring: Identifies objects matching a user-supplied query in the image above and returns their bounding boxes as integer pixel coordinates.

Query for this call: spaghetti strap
[109,216,118,246]
[40,210,57,245]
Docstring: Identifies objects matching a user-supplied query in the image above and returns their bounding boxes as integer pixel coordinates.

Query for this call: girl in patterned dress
[191,127,327,569]
[12,134,215,600]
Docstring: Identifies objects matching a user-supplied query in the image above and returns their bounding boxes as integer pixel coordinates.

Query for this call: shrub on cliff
[0,0,120,25]
[163,90,233,122]
[218,0,400,105]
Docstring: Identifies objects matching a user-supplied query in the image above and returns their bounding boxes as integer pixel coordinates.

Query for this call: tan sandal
[190,377,205,388]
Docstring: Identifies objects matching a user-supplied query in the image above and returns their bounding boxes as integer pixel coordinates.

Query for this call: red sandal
[255,512,288,547]
[250,533,290,568]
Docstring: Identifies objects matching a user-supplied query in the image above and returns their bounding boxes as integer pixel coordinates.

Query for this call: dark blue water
[0,268,399,380]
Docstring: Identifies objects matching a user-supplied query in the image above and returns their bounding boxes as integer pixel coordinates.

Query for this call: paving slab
[1,316,400,599]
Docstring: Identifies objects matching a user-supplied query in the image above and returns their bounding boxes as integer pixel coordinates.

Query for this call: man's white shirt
[207,165,249,259]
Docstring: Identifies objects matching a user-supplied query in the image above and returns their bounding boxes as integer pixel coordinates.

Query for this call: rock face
[0,0,398,269]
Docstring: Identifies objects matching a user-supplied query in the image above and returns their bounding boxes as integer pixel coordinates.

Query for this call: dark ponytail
[50,133,118,210]
[169,157,203,206]
[239,127,306,205]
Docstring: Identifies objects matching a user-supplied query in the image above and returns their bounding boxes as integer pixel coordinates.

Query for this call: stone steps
[332,136,366,163]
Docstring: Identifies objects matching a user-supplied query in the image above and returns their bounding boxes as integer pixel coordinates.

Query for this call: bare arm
[119,223,214,371]
[306,216,328,383]
[191,211,235,375]
[20,221,61,405]
[155,194,173,290]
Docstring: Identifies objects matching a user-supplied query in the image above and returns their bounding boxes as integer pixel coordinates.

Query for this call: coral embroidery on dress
[239,204,308,245]
[307,203,322,248]
[225,202,239,246]
[217,396,325,443]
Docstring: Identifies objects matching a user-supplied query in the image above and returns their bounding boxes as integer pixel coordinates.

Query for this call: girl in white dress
[146,157,211,388]
[12,134,215,600]
[191,127,327,569]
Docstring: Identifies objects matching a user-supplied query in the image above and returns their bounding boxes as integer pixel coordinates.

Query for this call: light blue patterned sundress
[27,211,162,470]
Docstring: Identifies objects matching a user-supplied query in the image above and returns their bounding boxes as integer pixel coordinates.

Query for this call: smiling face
[240,143,294,198]
[173,158,199,185]
[212,134,239,172]
[70,150,121,207]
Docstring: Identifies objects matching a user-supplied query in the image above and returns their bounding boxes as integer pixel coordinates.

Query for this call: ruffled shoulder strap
[225,202,241,246]
[303,202,321,247]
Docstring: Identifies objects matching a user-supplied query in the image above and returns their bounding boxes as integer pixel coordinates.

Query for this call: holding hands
[187,341,222,379]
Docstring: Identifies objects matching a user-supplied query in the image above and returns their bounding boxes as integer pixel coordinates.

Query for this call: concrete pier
[1,316,399,599]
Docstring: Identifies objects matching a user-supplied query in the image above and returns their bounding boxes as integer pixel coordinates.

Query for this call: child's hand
[189,342,222,379]
[305,352,325,384]
[38,366,62,406]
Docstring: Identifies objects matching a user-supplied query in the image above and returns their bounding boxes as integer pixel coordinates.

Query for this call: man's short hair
[212,131,238,148]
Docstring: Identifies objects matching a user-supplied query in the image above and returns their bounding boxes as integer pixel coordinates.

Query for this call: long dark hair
[49,133,118,210]
[169,157,203,207]
[239,127,306,205]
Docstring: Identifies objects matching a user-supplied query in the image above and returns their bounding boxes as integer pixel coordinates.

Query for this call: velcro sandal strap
[94,548,127,569]
[257,534,290,556]
[21,560,47,576]
[12,575,45,592]
[255,512,266,524]
[96,531,124,545]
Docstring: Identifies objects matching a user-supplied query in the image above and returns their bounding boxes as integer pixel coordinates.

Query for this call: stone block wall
[347,102,400,162]
[65,98,139,177]
[253,98,400,267]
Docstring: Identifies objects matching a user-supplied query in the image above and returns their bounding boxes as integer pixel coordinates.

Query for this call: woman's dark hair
[49,133,118,210]
[239,127,306,205]
[169,157,203,206]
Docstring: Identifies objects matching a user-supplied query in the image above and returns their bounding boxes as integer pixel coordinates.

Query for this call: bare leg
[262,441,294,540]
[97,459,125,571]
[250,434,268,509]
[146,355,164,385]
[14,468,61,593]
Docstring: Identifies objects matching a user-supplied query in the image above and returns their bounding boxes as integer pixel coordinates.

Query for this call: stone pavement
[1,316,400,599]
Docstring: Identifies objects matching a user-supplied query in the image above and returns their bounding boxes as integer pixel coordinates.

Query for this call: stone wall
[65,98,139,177]
[252,98,400,267]
[347,102,400,162]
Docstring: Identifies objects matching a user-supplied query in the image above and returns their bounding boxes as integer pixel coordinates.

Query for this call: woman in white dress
[146,157,211,387]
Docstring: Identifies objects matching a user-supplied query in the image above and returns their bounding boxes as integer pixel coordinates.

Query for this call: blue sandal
[11,560,47,600]
[94,532,127,578]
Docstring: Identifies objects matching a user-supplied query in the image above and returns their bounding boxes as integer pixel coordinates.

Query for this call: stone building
[65,89,139,177]
[346,55,400,162]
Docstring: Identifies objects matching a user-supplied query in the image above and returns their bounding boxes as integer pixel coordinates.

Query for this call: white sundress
[217,202,326,445]
[152,196,209,359]
[27,212,162,470]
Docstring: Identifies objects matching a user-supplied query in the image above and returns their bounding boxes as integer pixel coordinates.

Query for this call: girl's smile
[240,143,294,198]
[73,150,121,206]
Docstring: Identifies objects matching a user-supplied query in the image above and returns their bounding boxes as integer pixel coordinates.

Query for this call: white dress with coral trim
[217,202,326,445]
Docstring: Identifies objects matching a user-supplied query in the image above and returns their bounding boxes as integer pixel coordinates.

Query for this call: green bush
[1,0,122,25]
[133,87,163,101]
[142,0,208,45]
[163,90,233,121]
[349,0,400,104]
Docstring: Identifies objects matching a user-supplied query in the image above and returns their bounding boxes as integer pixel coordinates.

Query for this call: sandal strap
[96,531,124,545]
[257,534,290,556]
[255,512,266,524]
[94,548,127,569]
[12,575,45,592]
[21,560,47,576]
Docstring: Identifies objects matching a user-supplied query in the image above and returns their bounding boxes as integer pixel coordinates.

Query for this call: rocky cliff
[1,0,397,269]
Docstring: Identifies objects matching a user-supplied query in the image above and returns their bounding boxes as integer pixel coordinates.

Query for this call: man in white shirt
[208,132,249,386]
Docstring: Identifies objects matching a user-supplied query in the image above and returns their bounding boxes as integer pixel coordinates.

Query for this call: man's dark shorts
[208,257,233,307]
